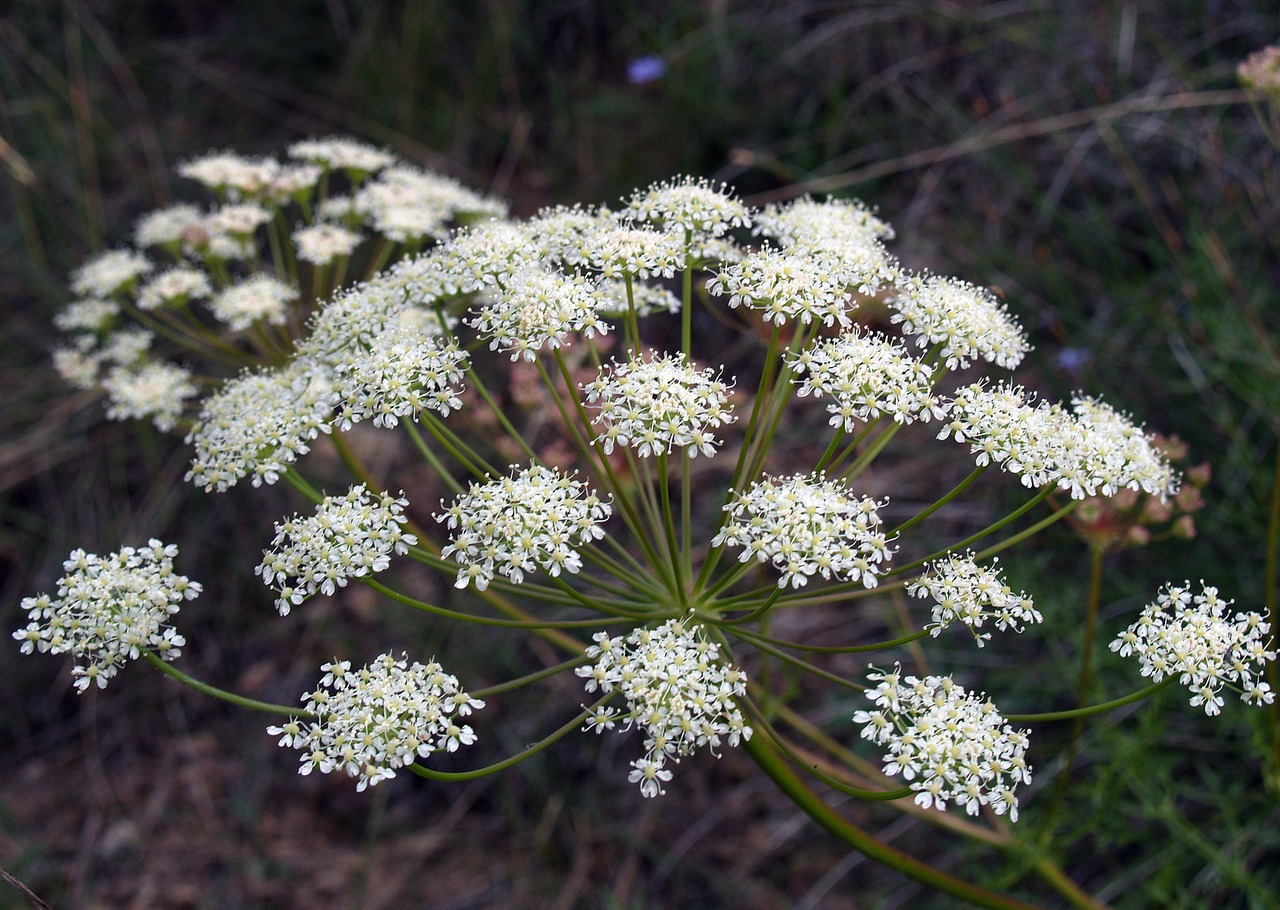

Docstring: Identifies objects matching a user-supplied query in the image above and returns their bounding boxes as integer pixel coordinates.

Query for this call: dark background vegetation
[3,1,1279,907]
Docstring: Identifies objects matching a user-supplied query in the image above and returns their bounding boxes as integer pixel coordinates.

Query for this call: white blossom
[576,620,751,798]
[890,273,1031,370]
[69,250,152,298]
[102,361,199,432]
[436,465,612,591]
[210,275,299,331]
[258,484,417,615]
[1110,581,1275,716]
[714,473,895,589]
[854,665,1031,820]
[908,552,1041,646]
[269,652,484,791]
[13,540,200,691]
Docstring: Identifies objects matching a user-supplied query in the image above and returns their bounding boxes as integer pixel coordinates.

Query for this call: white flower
[584,225,685,280]
[623,176,750,239]
[136,267,213,311]
[432,221,535,295]
[102,362,199,432]
[754,196,894,248]
[352,165,506,243]
[707,245,858,328]
[287,136,397,175]
[1109,581,1275,716]
[135,203,203,249]
[854,665,1031,820]
[526,204,616,267]
[69,250,152,298]
[576,619,751,798]
[468,267,610,361]
[714,473,895,589]
[789,328,946,428]
[436,464,612,591]
[98,328,155,367]
[178,152,280,196]
[908,552,1041,646]
[890,273,1031,370]
[210,275,299,331]
[53,342,101,389]
[331,322,469,428]
[185,359,335,491]
[269,652,484,791]
[13,540,200,691]
[294,223,361,265]
[207,202,272,238]
[1061,396,1179,500]
[54,299,119,333]
[257,484,417,615]
[583,352,735,458]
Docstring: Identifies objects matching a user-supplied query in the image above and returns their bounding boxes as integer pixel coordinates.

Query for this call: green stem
[364,577,624,629]
[893,464,988,535]
[407,698,607,781]
[471,654,593,698]
[741,734,1050,910]
[1266,437,1280,786]
[1003,679,1175,722]
[144,652,315,718]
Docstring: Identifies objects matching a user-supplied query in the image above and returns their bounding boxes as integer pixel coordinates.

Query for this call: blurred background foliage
[2,1,1279,907]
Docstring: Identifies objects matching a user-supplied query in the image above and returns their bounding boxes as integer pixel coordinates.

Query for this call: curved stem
[363,577,631,629]
[407,698,607,781]
[144,651,315,718]
[1003,679,1175,723]
[741,733,1050,910]
[471,653,593,698]
[893,464,987,535]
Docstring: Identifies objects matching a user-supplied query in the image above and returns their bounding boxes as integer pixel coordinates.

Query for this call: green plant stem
[403,419,464,494]
[363,577,625,629]
[732,626,930,654]
[893,464,988,535]
[740,733,1048,910]
[471,653,592,698]
[407,698,608,781]
[144,651,315,717]
[1003,679,1175,722]
[730,628,865,692]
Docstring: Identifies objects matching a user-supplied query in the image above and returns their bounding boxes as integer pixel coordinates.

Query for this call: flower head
[714,473,894,589]
[854,665,1031,820]
[269,652,484,791]
[908,552,1041,646]
[468,267,610,361]
[210,275,299,331]
[178,152,280,196]
[331,322,468,428]
[287,136,397,176]
[136,266,213,311]
[789,328,946,428]
[576,619,751,797]
[623,176,750,239]
[102,361,199,432]
[583,352,735,458]
[436,465,612,591]
[70,250,152,298]
[14,540,200,691]
[185,359,335,491]
[707,246,855,327]
[1109,581,1275,716]
[891,274,1031,370]
[258,484,418,615]
[294,223,362,265]
[135,204,204,249]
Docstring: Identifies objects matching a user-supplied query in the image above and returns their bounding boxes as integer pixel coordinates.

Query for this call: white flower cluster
[469,267,610,361]
[707,246,858,328]
[854,665,1031,820]
[941,382,1178,499]
[210,275,299,331]
[269,652,484,791]
[342,165,507,243]
[754,196,894,248]
[293,223,361,265]
[890,274,1031,370]
[623,175,750,239]
[436,465,612,591]
[713,473,894,589]
[136,266,213,311]
[584,352,735,458]
[257,484,418,615]
[54,298,119,332]
[332,323,468,429]
[789,329,946,428]
[186,359,335,491]
[1109,581,1275,716]
[908,553,1042,646]
[135,203,203,249]
[586,225,685,280]
[596,278,682,318]
[70,250,152,298]
[288,136,397,175]
[178,151,284,196]
[102,361,199,432]
[13,540,200,691]
[577,619,751,798]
